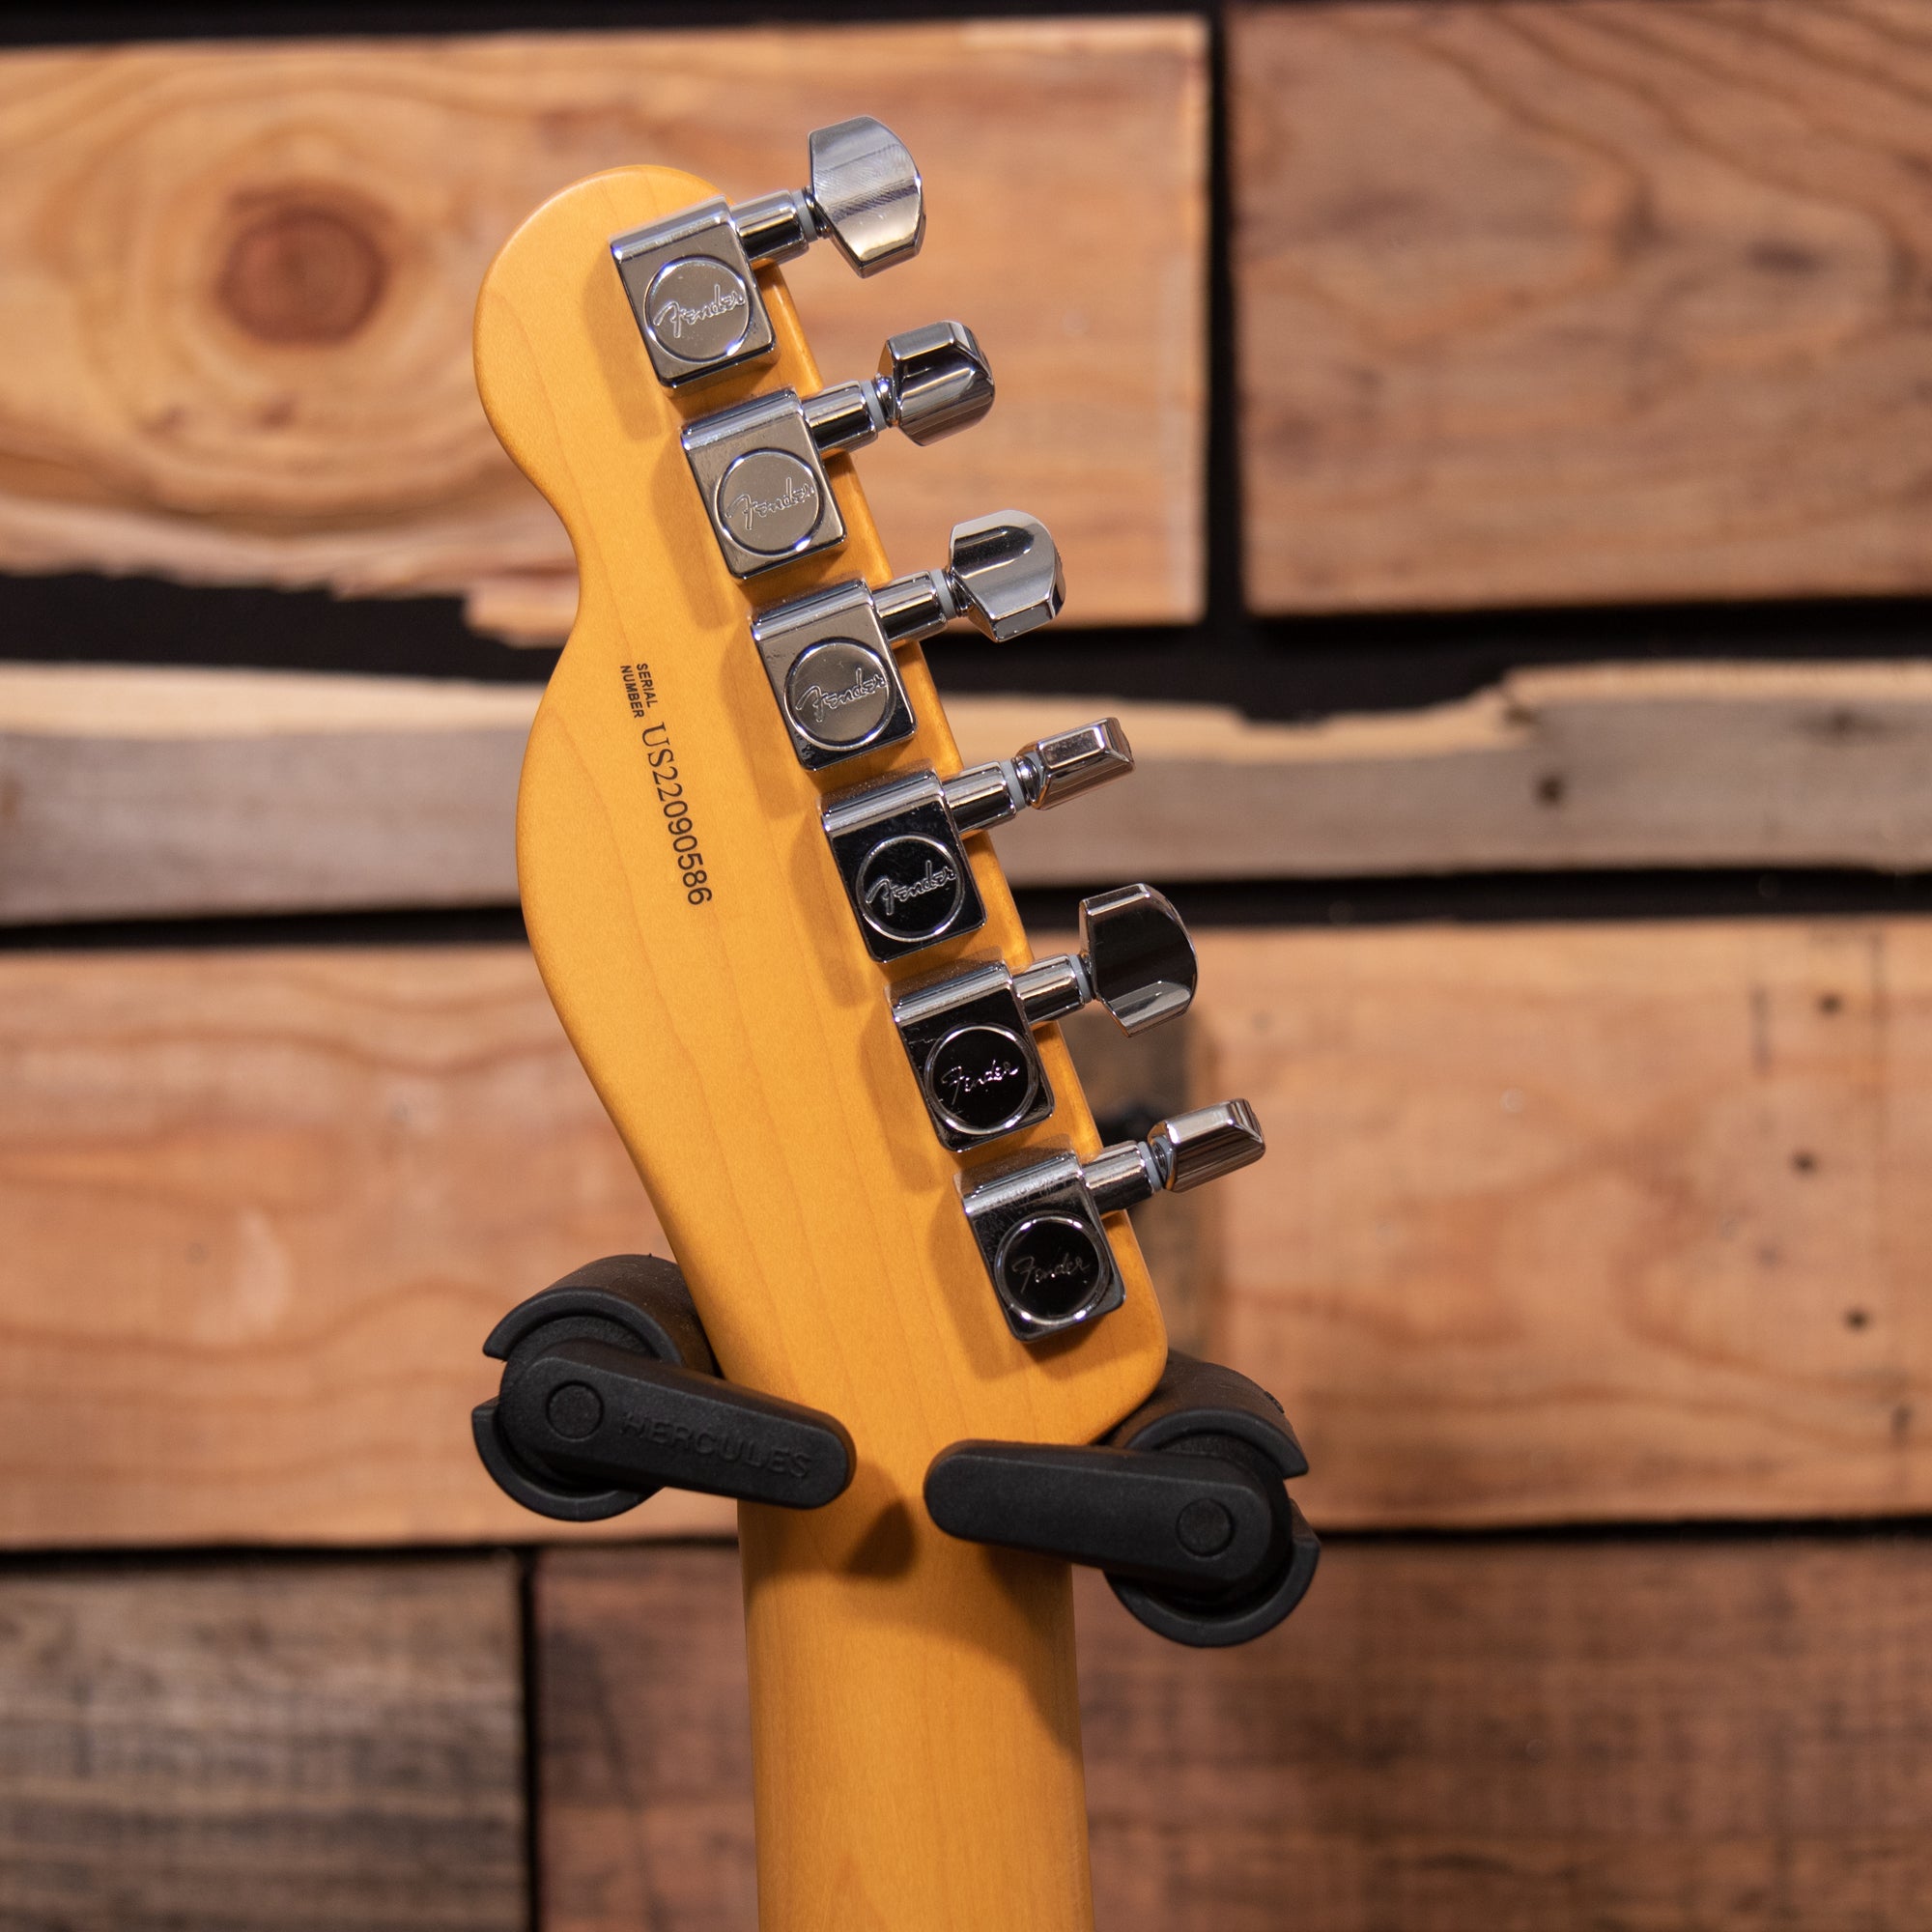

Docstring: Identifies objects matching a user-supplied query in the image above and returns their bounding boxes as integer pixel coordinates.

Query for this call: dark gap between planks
[10,872,1932,957]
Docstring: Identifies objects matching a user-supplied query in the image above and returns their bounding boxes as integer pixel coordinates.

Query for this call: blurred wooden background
[4,5,1930,1929]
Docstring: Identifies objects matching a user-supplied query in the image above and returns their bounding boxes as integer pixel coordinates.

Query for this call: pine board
[538,1535,1932,1932]
[1233,0,1932,611]
[1196,919,1932,1528]
[7,920,1932,1543]
[0,22,1205,635]
[18,659,1932,925]
[0,941,729,1547]
[0,1556,525,1932]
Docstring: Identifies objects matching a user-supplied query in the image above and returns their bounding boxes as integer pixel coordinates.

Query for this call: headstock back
[475,161,1170,1502]
[472,140,1209,1932]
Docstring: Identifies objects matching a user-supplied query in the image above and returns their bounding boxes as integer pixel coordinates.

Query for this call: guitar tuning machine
[893,886,1196,1150]
[683,323,994,579]
[611,116,924,388]
[821,717,1133,963]
[751,511,1064,770]
[959,1101,1266,1342]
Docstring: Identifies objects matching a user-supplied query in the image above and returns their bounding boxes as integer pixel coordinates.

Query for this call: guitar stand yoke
[473,1255,1318,1648]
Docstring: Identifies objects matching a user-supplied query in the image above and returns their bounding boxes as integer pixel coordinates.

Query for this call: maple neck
[476,164,1170,1931]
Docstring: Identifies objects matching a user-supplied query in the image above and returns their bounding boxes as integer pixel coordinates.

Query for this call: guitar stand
[473,1255,1318,1648]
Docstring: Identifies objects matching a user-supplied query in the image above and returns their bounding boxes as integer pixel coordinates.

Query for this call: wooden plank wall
[0,943,724,1548]
[0,1557,526,1930]
[1231,0,1932,611]
[20,660,1932,924]
[0,22,1206,638]
[537,1541,1932,1932]
[5,925,1929,1548]
[1200,921,1932,1528]
[7,4,1932,1929]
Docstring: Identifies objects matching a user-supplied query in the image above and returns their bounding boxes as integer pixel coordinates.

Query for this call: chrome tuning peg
[683,324,994,578]
[822,719,1134,963]
[750,511,1063,770]
[959,1102,1266,1342]
[877,508,1064,643]
[892,887,1196,1150]
[611,116,923,388]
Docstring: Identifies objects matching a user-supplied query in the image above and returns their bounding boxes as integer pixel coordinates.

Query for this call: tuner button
[955,1100,1266,1334]
[1017,717,1133,809]
[879,323,994,445]
[904,890,1192,1152]
[612,123,923,393]
[808,117,925,275]
[1080,885,1197,1035]
[1150,1101,1266,1193]
[945,512,1065,642]
[827,718,1130,963]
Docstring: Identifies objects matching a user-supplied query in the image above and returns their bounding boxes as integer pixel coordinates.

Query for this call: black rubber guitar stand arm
[472,1255,854,1521]
[924,1352,1320,1647]
[474,1262,1318,1649]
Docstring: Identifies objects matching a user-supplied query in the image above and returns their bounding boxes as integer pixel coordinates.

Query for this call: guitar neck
[741,1510,1090,1928]
[478,165,1170,1930]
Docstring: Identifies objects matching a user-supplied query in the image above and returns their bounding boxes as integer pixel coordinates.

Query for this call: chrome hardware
[681,391,843,579]
[611,116,923,388]
[753,582,918,768]
[1039,884,1196,1034]
[872,323,996,445]
[959,1102,1265,1342]
[893,887,1195,1150]
[750,511,1064,770]
[803,117,926,272]
[683,324,994,577]
[873,509,1065,643]
[821,719,1133,963]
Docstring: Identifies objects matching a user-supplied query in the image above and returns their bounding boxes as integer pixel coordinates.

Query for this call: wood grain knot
[215,196,387,346]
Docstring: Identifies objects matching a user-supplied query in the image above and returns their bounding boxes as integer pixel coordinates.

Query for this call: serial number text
[634,692,712,906]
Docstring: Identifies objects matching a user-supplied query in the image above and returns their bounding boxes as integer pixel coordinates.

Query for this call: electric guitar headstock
[470,122,1314,1932]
